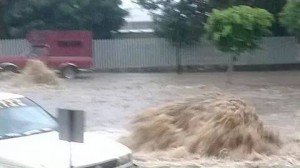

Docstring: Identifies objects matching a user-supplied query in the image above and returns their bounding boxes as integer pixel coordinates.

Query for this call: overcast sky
[121,0,152,22]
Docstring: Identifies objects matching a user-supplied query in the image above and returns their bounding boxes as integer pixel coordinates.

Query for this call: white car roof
[0,92,24,100]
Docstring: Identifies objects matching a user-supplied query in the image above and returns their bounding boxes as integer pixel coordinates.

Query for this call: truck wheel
[62,66,77,79]
[4,65,18,73]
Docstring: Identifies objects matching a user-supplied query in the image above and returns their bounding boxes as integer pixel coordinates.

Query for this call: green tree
[253,0,287,36]
[209,0,287,36]
[205,6,273,81]
[2,0,128,39]
[208,0,253,9]
[0,0,7,38]
[280,0,300,42]
[138,0,207,73]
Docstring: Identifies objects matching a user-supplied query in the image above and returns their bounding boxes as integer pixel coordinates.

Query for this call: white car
[0,92,135,168]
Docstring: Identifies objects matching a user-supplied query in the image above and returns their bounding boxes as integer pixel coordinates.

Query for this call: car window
[28,47,48,57]
[0,98,57,137]
[58,41,82,48]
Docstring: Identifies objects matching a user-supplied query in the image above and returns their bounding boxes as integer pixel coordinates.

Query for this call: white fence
[0,37,299,70]
[0,39,30,55]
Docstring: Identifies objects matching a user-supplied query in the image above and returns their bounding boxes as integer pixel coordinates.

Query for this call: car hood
[0,132,131,168]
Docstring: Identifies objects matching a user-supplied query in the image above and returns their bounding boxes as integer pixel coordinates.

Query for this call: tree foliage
[280,0,300,41]
[206,5,274,54]
[138,0,207,45]
[137,0,182,10]
[137,0,207,73]
[2,0,128,39]
[208,0,287,36]
[0,0,6,38]
[138,0,287,36]
[208,0,253,9]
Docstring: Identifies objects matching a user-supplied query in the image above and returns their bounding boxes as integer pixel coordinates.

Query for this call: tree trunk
[226,54,237,84]
[175,43,182,74]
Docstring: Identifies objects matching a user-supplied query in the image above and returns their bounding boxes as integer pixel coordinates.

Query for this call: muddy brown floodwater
[1,71,300,167]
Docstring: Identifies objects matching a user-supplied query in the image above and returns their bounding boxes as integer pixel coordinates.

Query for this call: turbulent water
[122,93,281,160]
[0,72,299,167]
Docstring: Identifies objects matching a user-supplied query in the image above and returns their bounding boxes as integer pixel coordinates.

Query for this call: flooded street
[1,71,300,167]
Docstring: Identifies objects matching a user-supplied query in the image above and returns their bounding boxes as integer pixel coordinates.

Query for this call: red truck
[0,30,93,79]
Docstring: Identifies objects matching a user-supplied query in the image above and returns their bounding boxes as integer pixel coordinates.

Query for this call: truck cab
[0,30,93,79]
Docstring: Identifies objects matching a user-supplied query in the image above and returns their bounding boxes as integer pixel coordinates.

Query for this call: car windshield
[0,97,57,138]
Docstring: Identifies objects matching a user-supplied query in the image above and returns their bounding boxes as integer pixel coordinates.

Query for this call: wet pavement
[1,71,300,135]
